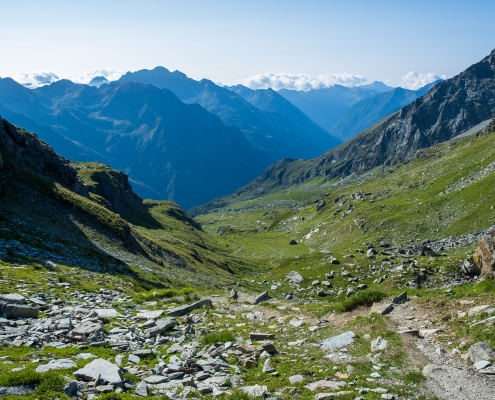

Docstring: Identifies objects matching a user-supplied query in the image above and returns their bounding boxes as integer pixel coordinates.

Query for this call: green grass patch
[333,289,387,312]
[200,330,236,346]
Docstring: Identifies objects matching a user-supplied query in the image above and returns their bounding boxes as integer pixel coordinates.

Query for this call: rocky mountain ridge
[216,49,495,198]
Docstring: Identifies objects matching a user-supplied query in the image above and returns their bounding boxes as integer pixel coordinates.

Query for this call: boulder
[167,299,212,317]
[318,331,355,350]
[285,271,304,285]
[474,234,495,278]
[240,385,268,397]
[253,291,270,305]
[135,310,164,320]
[5,304,39,319]
[73,358,124,386]
[0,294,25,304]
[144,318,176,337]
[36,359,76,373]
[468,342,494,363]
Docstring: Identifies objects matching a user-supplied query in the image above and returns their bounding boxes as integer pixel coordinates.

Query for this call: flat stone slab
[71,321,103,336]
[289,374,305,384]
[315,392,354,399]
[253,291,270,305]
[144,318,176,337]
[5,304,39,319]
[76,353,96,360]
[305,380,347,391]
[73,358,123,385]
[318,331,355,350]
[468,342,494,363]
[250,332,274,340]
[475,360,492,370]
[240,385,268,397]
[167,300,212,317]
[94,309,121,318]
[468,305,490,316]
[371,337,388,351]
[0,294,25,304]
[144,375,169,384]
[36,359,76,373]
[136,310,164,320]
[0,385,36,396]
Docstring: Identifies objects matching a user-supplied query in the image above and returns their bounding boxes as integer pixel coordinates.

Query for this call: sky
[1,0,494,90]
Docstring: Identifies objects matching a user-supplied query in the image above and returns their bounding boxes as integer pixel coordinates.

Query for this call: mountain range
[119,67,341,160]
[193,49,495,213]
[329,80,441,141]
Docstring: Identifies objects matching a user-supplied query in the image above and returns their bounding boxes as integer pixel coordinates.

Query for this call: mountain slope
[329,80,441,141]
[278,85,380,132]
[0,115,254,289]
[119,67,341,159]
[0,79,268,209]
[194,49,495,211]
[227,85,340,154]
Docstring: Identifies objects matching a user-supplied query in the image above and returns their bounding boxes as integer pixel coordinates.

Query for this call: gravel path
[388,302,495,400]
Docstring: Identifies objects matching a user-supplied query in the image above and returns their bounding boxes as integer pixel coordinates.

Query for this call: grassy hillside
[195,128,495,302]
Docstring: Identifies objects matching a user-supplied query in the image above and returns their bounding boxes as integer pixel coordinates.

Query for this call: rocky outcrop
[0,117,88,196]
[474,231,495,278]
[212,49,495,201]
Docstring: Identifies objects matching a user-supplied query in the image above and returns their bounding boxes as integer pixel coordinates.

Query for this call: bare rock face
[0,117,88,197]
[474,233,495,278]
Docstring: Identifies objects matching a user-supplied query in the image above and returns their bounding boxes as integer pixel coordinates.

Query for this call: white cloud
[74,69,126,84]
[243,72,368,91]
[8,69,126,88]
[10,72,60,88]
[399,71,447,90]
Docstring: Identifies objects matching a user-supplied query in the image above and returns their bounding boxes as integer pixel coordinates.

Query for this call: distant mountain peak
[88,76,110,88]
[359,81,394,92]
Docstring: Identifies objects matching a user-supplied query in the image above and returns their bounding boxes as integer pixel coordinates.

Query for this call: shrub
[334,289,387,312]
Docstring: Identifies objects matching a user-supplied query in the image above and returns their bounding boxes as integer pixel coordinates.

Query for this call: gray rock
[144,375,169,384]
[379,303,394,315]
[230,289,238,300]
[305,380,347,391]
[94,309,121,318]
[253,291,270,305]
[144,318,176,337]
[285,271,304,285]
[392,291,407,303]
[0,385,36,396]
[65,381,79,397]
[468,342,494,362]
[289,374,305,384]
[250,332,274,340]
[240,385,268,397]
[262,358,275,373]
[73,358,124,385]
[371,337,388,351]
[70,321,102,337]
[128,354,140,364]
[167,300,212,317]
[36,359,76,373]
[5,304,39,319]
[0,294,25,304]
[474,360,492,370]
[318,331,355,350]
[135,310,164,320]
[135,380,148,396]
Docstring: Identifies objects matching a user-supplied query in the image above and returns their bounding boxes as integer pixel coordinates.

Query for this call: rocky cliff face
[0,117,88,197]
[237,49,495,191]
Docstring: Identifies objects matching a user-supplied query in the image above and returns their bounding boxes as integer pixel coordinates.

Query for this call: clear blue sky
[1,0,494,87]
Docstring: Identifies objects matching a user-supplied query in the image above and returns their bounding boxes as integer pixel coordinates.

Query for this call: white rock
[36,359,76,373]
[73,358,123,385]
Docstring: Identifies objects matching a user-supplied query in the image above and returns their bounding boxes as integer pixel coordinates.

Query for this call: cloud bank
[10,72,60,88]
[8,69,126,88]
[75,69,125,84]
[243,72,368,91]
[399,71,447,90]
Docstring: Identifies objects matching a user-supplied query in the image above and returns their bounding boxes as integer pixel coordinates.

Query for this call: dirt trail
[386,301,495,400]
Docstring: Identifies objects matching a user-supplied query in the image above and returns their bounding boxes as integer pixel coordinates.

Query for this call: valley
[0,32,494,400]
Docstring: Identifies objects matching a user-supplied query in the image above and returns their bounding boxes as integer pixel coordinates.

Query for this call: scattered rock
[318,331,355,350]
[371,337,388,351]
[253,291,270,305]
[468,342,494,363]
[36,359,76,373]
[73,358,124,386]
[167,299,212,317]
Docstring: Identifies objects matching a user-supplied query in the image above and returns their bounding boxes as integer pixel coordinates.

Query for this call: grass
[200,330,236,346]
[333,289,388,312]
